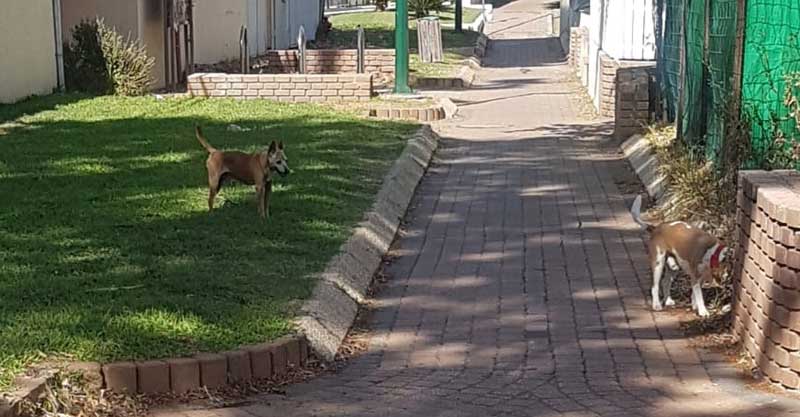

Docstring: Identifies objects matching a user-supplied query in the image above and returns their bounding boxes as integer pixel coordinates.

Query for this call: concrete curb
[296,125,439,360]
[368,104,448,121]
[620,133,667,202]
[1,374,50,417]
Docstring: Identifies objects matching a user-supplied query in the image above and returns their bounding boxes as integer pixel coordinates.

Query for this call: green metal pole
[455,0,463,32]
[394,0,412,94]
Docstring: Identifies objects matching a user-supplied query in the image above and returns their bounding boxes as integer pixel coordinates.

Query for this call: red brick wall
[614,65,654,138]
[254,49,394,78]
[187,73,373,103]
[732,170,800,390]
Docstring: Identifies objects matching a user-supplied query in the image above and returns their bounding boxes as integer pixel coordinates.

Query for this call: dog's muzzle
[272,166,290,177]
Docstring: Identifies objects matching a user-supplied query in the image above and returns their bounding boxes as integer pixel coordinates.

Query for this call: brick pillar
[614,65,653,138]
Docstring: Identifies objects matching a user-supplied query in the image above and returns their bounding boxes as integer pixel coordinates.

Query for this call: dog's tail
[631,195,654,232]
[195,126,217,153]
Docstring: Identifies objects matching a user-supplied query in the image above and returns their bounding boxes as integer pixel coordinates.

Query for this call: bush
[63,20,108,93]
[410,0,446,18]
[63,19,154,96]
[97,19,155,96]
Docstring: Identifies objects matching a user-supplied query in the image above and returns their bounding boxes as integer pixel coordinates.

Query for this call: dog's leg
[208,173,222,211]
[256,184,266,218]
[263,181,272,218]
[663,271,675,307]
[651,249,665,311]
[693,282,709,317]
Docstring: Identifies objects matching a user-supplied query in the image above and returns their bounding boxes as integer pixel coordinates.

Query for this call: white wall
[0,3,57,103]
[585,0,656,109]
[272,0,319,49]
[193,0,248,64]
[602,0,656,60]
[588,0,603,108]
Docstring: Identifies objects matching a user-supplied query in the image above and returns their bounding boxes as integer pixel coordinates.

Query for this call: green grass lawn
[0,94,416,389]
[321,9,481,79]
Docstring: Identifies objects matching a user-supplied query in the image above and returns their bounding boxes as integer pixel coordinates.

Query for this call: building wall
[61,0,166,89]
[0,3,57,103]
[601,0,656,61]
[139,0,166,89]
[61,0,140,41]
[193,0,248,65]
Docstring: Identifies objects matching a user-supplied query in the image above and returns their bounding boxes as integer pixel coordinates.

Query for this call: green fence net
[660,0,738,161]
[741,0,800,165]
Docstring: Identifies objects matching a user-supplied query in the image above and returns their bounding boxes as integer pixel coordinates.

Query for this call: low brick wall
[732,170,800,390]
[569,27,588,77]
[253,49,394,79]
[615,65,654,138]
[598,51,619,118]
[187,73,373,102]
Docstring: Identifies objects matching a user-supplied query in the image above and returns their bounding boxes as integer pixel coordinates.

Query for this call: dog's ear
[278,140,284,149]
[268,140,278,153]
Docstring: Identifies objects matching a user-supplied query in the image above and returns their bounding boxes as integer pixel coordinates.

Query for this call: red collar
[710,245,726,269]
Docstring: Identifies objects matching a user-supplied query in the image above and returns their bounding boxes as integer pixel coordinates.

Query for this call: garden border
[296,125,439,360]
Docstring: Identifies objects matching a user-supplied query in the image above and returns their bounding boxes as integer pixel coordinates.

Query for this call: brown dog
[196,126,289,218]
[631,195,729,317]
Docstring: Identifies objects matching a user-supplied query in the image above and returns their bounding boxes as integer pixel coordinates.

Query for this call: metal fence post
[240,26,249,74]
[298,25,307,74]
[394,0,411,93]
[357,25,365,74]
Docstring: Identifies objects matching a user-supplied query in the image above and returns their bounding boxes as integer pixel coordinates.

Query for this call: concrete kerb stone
[0,375,51,417]
[621,133,669,203]
[296,126,439,360]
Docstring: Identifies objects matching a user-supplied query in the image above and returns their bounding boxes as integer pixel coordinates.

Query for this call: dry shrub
[18,371,148,417]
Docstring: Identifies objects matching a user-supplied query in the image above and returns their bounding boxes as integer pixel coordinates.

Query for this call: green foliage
[63,19,155,96]
[96,19,155,96]
[410,0,446,18]
[63,20,108,93]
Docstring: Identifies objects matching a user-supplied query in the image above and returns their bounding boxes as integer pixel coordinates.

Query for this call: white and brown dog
[630,195,730,317]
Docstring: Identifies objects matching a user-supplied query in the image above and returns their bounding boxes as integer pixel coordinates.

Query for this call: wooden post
[731,0,747,114]
[417,17,444,63]
[676,0,688,143]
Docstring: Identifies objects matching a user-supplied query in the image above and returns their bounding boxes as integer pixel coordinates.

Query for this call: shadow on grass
[0,94,417,387]
[0,93,88,124]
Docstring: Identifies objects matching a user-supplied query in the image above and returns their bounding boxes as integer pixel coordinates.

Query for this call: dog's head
[264,140,289,177]
[709,244,732,284]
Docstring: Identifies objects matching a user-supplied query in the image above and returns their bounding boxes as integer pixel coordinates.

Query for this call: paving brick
[168,358,200,394]
[137,360,170,394]
[195,353,227,389]
[225,350,252,383]
[102,362,137,393]
[245,344,273,379]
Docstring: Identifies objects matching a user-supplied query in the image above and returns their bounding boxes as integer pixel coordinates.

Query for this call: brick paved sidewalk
[154,1,800,416]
